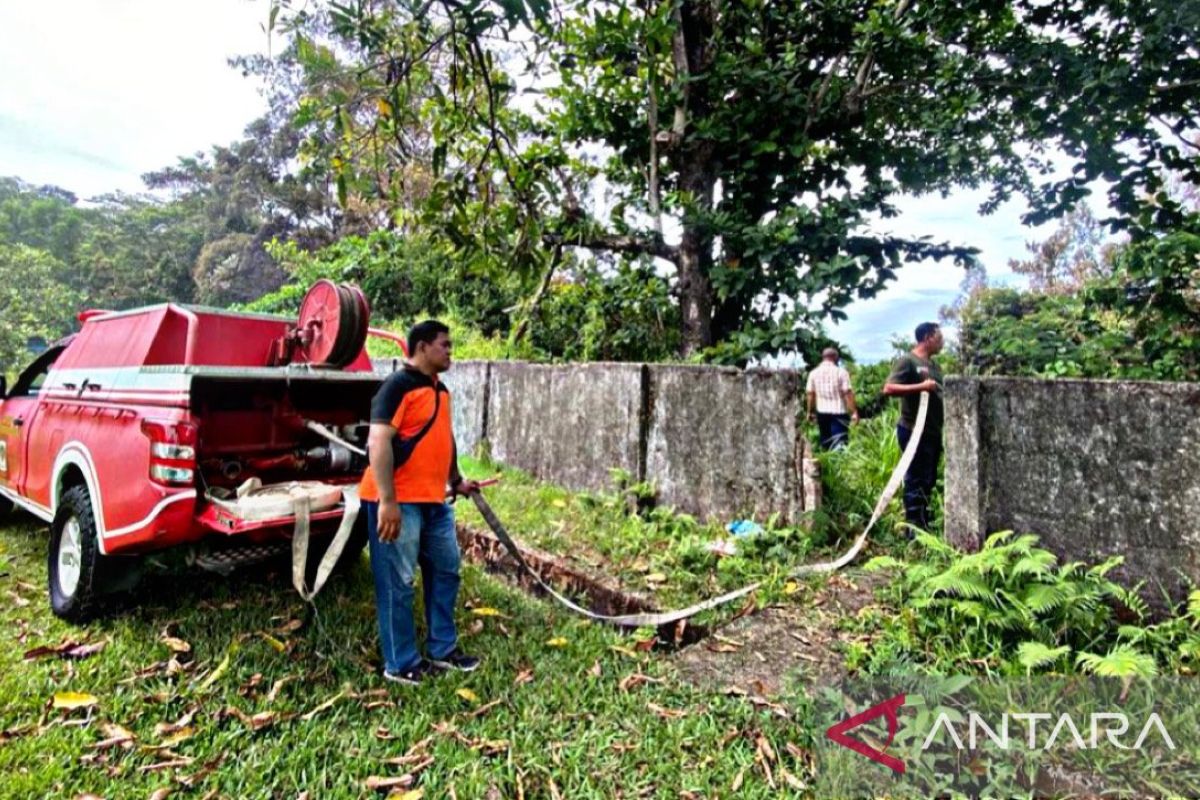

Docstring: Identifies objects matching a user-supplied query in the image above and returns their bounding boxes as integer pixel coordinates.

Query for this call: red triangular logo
[825,693,906,774]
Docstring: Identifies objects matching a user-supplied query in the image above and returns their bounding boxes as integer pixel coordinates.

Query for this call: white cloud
[0,0,269,197]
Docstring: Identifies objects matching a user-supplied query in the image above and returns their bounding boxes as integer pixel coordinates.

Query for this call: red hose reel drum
[294,280,369,368]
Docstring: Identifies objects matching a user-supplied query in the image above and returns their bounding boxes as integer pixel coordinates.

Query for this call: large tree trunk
[672,0,719,357]
[677,153,717,356]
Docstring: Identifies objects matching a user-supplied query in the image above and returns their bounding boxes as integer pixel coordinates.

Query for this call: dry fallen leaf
[545,637,568,648]
[731,768,745,792]
[390,790,425,800]
[513,669,534,686]
[258,633,287,653]
[364,775,414,792]
[52,692,98,711]
[472,738,509,757]
[196,650,232,692]
[159,727,195,748]
[149,788,172,800]
[551,499,567,509]
[160,637,192,655]
[588,660,602,678]
[266,676,294,704]
[8,590,30,607]
[618,673,664,692]
[246,712,278,731]
[154,708,198,737]
[707,643,742,654]
[644,573,667,584]
[646,702,687,720]
[780,768,805,790]
[455,688,479,704]
[139,757,193,773]
[25,639,106,661]
[468,700,502,719]
[0,724,32,744]
[92,723,135,751]
[470,607,506,618]
[301,689,347,721]
[276,619,304,634]
[609,645,639,659]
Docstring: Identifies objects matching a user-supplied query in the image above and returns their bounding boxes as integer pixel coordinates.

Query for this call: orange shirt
[358,366,455,503]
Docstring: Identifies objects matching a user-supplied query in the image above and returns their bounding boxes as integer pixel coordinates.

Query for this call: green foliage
[0,244,83,373]
[0,178,202,312]
[811,407,908,548]
[955,287,1136,378]
[530,262,681,362]
[250,231,516,334]
[858,531,1200,677]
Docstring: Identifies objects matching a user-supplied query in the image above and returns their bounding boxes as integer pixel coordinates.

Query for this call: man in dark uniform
[883,321,945,533]
[359,320,480,685]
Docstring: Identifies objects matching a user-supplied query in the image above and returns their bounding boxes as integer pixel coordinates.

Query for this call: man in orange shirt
[360,320,480,685]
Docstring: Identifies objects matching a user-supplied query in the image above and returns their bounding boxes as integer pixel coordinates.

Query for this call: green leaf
[1075,646,1158,678]
[1016,642,1070,673]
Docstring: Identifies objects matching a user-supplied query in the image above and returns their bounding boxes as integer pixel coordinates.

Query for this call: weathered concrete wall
[946,377,1200,604]
[369,358,817,522]
[441,361,490,458]
[487,362,645,493]
[645,366,807,523]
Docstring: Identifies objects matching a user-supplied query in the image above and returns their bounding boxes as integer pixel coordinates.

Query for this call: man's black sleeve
[370,372,415,425]
[887,356,916,386]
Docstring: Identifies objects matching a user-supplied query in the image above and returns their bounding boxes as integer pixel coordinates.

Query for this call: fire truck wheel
[0,494,12,518]
[48,485,106,622]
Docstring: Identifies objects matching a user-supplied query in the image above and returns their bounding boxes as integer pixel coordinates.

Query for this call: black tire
[0,494,13,519]
[48,485,107,622]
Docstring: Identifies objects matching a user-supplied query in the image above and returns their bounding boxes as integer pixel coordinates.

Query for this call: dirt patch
[672,570,891,697]
[457,523,660,618]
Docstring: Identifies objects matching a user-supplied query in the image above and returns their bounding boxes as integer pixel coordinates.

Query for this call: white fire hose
[300,394,928,621]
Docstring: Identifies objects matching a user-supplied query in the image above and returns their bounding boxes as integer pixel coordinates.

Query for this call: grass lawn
[0,474,826,799]
[453,456,858,618]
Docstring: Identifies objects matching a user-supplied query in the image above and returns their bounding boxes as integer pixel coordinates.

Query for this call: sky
[0,0,1054,363]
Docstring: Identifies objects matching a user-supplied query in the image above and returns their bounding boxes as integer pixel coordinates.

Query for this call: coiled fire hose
[301,391,928,621]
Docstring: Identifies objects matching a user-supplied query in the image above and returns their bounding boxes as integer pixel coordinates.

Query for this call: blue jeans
[896,424,942,532]
[817,413,850,450]
[364,501,461,673]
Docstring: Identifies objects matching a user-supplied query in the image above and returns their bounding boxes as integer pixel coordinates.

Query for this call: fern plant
[864,530,1165,676]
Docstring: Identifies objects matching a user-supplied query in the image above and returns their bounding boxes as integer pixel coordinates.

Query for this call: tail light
[141,418,198,486]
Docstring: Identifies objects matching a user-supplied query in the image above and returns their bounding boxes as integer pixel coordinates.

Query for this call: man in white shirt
[806,347,859,450]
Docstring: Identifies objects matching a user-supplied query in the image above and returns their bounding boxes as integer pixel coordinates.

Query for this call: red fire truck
[0,281,400,621]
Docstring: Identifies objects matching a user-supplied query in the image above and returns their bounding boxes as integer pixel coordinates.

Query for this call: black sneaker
[383,658,433,686]
[431,648,480,672]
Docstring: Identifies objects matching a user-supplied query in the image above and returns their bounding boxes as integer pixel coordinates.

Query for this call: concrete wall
[945,377,1200,604]
[487,362,644,493]
[441,360,490,459]
[645,366,807,522]
[371,358,818,522]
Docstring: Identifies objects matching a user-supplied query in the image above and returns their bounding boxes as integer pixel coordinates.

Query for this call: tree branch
[543,230,677,263]
[510,244,563,344]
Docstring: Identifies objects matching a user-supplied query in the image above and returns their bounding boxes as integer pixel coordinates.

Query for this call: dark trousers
[896,424,942,532]
[816,413,851,450]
